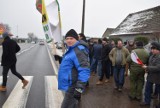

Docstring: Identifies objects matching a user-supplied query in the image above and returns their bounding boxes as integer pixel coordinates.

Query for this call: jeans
[97,60,102,76]
[90,58,102,76]
[113,65,125,88]
[153,84,160,95]
[2,64,24,86]
[90,58,98,74]
[144,81,160,104]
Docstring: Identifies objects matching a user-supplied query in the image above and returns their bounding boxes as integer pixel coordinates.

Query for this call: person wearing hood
[0,32,28,92]
[126,40,136,53]
[58,29,90,108]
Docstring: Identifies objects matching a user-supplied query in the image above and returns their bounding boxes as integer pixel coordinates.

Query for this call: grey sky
[0,0,160,38]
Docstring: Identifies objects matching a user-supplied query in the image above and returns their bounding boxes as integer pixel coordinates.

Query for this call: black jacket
[101,44,112,61]
[1,37,20,66]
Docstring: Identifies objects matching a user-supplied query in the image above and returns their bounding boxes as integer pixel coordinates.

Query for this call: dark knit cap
[151,42,160,51]
[2,32,13,39]
[136,41,143,47]
[65,29,78,40]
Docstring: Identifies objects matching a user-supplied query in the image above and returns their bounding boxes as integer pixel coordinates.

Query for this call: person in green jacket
[109,39,130,91]
[127,41,149,101]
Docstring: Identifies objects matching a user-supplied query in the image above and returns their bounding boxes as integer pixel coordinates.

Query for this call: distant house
[102,28,115,38]
[110,6,160,42]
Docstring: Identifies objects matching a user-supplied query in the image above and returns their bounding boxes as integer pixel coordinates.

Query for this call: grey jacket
[146,54,160,84]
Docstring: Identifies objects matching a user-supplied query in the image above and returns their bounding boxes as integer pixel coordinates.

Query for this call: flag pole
[56,0,65,54]
[81,0,85,34]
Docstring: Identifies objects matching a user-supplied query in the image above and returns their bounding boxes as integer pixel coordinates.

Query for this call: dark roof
[111,6,160,36]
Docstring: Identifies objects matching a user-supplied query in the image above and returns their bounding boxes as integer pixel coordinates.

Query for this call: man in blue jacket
[58,29,90,108]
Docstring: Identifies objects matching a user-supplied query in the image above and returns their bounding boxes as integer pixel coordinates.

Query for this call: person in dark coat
[0,32,28,92]
[78,33,87,42]
[96,38,112,84]
[140,42,160,106]
[90,39,102,76]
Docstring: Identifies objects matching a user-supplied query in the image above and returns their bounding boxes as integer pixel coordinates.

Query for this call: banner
[131,51,144,65]
[42,0,53,43]
[36,0,62,43]
[46,0,62,42]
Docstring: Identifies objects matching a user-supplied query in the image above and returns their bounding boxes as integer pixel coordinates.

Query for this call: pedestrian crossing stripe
[46,44,58,75]
[0,76,2,85]
[2,76,34,108]
[45,76,64,108]
[1,76,63,108]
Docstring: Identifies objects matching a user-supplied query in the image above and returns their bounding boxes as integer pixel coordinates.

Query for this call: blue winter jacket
[58,41,90,91]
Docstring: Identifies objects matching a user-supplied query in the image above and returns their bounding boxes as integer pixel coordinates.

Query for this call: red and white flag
[131,51,144,65]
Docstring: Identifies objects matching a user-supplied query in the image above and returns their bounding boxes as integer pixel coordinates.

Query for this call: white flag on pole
[46,0,62,43]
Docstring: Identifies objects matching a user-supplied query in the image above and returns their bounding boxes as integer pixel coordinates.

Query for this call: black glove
[73,89,82,101]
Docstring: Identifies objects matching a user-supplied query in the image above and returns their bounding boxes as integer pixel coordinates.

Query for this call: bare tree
[28,33,34,42]
[4,24,11,32]
[27,33,38,43]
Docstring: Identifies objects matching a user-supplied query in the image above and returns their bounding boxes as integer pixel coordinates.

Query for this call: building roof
[102,28,115,38]
[111,6,160,36]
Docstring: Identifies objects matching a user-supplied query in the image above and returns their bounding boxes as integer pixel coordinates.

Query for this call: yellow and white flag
[42,0,53,43]
[46,0,62,42]
[36,0,62,43]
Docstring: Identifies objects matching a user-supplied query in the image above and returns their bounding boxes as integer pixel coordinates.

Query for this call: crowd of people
[58,29,160,108]
[1,29,160,108]
[88,37,160,107]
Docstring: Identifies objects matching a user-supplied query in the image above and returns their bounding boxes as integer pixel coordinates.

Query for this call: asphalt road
[0,43,61,108]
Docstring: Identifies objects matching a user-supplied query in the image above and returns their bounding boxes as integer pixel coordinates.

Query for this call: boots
[22,79,29,89]
[96,81,103,85]
[0,86,7,92]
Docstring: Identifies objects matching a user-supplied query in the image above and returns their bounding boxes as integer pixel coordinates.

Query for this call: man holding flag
[127,41,149,101]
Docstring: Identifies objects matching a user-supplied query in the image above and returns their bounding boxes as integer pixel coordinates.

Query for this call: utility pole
[17,25,18,37]
[81,0,85,34]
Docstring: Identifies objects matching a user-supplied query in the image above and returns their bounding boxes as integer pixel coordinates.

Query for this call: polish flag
[131,51,144,65]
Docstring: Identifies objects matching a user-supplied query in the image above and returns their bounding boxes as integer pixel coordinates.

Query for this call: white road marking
[2,76,34,108]
[45,76,63,108]
[0,76,2,85]
[46,45,58,75]
[17,45,36,56]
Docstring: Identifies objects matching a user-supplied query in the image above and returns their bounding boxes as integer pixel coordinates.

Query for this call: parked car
[55,42,62,49]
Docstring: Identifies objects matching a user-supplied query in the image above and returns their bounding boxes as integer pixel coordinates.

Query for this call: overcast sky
[0,0,160,38]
